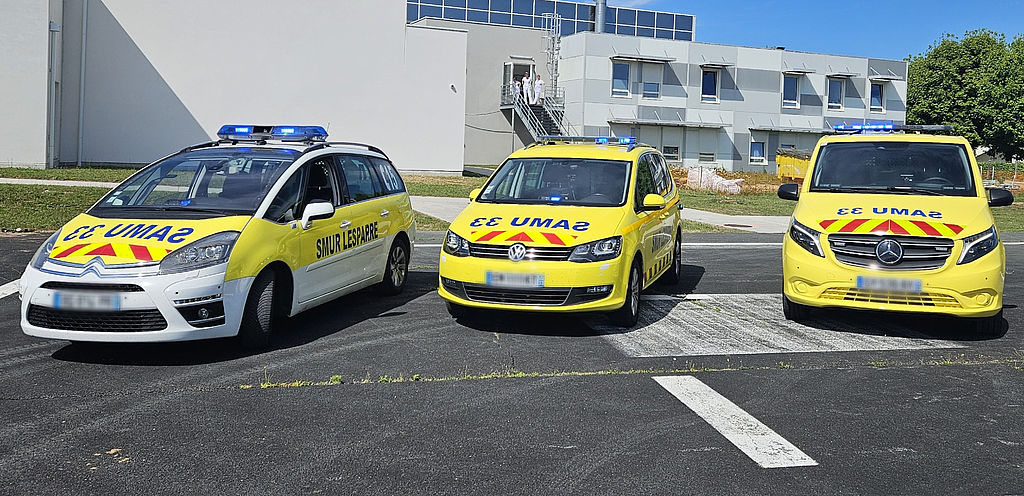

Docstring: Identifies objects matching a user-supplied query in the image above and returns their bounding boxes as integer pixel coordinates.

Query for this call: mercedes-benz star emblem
[875,238,904,265]
[508,243,527,262]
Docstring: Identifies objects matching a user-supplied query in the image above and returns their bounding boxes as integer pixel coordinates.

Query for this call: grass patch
[992,202,1024,232]
[414,212,450,232]
[0,167,132,183]
[679,219,743,233]
[0,184,108,230]
[403,174,488,198]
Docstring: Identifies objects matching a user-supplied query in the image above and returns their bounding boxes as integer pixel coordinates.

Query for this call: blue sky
[610,0,1024,60]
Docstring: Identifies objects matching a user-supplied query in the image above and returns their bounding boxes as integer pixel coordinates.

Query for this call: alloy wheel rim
[630,269,639,315]
[391,247,407,287]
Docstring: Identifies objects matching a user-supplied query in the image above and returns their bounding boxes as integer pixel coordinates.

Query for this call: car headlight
[958,226,999,265]
[443,230,470,257]
[159,231,239,275]
[29,231,61,269]
[569,236,622,263]
[789,219,824,258]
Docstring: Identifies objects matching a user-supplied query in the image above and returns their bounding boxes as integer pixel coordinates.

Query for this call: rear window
[809,141,976,197]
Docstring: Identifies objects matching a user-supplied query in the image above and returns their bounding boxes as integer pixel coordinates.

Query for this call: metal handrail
[513,94,547,140]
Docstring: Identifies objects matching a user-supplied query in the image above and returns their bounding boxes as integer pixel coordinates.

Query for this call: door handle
[380,209,390,218]
[340,220,351,229]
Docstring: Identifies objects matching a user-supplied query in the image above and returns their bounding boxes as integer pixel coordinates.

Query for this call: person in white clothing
[522,73,532,104]
[513,79,522,102]
[533,76,545,105]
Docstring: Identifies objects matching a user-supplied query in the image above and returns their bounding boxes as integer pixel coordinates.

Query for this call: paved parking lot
[0,232,1022,494]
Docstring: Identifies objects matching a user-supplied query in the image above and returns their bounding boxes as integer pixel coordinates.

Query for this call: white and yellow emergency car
[779,125,1014,335]
[19,125,415,347]
[438,137,682,327]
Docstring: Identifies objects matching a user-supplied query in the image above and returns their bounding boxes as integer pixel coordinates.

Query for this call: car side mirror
[642,193,666,211]
[778,183,800,201]
[989,188,1014,207]
[301,200,335,229]
[469,188,481,201]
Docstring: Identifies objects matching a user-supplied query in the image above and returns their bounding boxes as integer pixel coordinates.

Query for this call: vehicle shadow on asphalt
[794,307,1009,342]
[49,272,438,366]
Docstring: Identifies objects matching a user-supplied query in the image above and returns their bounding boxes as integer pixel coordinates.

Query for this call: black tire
[659,232,682,286]
[610,260,642,328]
[446,301,473,320]
[377,239,409,296]
[239,271,276,349]
[972,310,1004,338]
[782,294,811,322]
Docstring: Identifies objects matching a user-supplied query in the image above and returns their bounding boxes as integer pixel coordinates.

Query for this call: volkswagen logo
[875,238,904,265]
[508,243,527,262]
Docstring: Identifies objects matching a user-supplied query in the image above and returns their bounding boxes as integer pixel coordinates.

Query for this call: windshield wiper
[149,205,243,215]
[813,186,943,196]
[883,186,944,196]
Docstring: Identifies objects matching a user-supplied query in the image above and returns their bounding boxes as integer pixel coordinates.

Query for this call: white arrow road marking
[653,375,818,469]
[0,280,19,299]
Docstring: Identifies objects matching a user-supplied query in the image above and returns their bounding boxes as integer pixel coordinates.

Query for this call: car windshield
[478,158,631,206]
[809,141,976,197]
[91,147,299,217]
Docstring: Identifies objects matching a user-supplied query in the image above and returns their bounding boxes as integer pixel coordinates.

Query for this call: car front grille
[468,243,573,262]
[40,281,144,292]
[827,234,954,270]
[26,305,168,332]
[820,288,962,309]
[462,283,572,306]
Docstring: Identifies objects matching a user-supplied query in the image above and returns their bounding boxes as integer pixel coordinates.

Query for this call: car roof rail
[303,141,390,160]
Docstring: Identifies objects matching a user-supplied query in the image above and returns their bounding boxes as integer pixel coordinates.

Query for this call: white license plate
[856,276,922,293]
[485,272,544,288]
[53,291,121,312]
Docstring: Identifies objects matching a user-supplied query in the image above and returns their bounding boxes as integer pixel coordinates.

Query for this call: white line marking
[681,242,782,248]
[0,280,18,299]
[416,243,442,248]
[1004,242,1024,246]
[653,375,818,469]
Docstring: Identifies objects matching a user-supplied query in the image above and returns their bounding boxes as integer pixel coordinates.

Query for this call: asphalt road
[1,232,1022,494]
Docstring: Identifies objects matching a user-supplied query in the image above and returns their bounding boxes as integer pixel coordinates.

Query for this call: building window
[750,142,766,163]
[612,63,630,97]
[663,146,680,161]
[642,82,660,99]
[698,152,716,163]
[870,83,885,113]
[827,77,844,110]
[701,70,719,103]
[782,75,799,109]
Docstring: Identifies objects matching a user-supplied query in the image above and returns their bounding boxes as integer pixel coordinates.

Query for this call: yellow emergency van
[778,124,1014,335]
[438,137,682,327]
[19,125,416,348]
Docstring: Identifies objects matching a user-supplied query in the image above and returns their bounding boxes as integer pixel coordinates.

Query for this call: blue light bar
[617,137,637,144]
[216,124,328,142]
[832,123,894,132]
[595,137,609,144]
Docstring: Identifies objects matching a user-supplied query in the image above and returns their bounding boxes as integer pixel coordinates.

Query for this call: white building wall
[0,0,51,167]
[59,0,466,173]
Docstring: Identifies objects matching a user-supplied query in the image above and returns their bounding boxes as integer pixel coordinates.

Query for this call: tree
[906,29,1024,160]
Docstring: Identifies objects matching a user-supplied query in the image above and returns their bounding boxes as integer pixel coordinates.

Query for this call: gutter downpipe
[76,0,88,167]
[594,0,606,33]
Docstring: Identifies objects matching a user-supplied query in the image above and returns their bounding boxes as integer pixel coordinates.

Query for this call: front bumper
[19,263,253,343]
[782,234,1005,318]
[437,252,627,312]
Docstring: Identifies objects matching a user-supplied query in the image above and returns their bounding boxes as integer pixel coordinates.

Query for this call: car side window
[302,157,338,209]
[264,172,303,224]
[653,154,671,195]
[635,154,657,211]
[371,157,405,194]
[339,154,383,203]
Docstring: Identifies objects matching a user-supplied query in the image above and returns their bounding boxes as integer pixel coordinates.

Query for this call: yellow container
[776,148,812,181]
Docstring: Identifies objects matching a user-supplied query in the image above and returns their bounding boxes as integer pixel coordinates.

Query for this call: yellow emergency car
[438,136,682,327]
[778,124,1014,335]
[19,125,415,348]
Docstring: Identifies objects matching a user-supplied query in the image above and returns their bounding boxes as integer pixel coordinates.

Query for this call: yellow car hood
[49,214,251,265]
[795,193,993,238]
[451,202,626,246]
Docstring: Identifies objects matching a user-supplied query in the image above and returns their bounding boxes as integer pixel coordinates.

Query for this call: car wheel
[610,260,641,328]
[972,310,1004,338]
[782,294,811,322]
[239,271,276,349]
[377,240,409,296]
[659,232,682,285]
